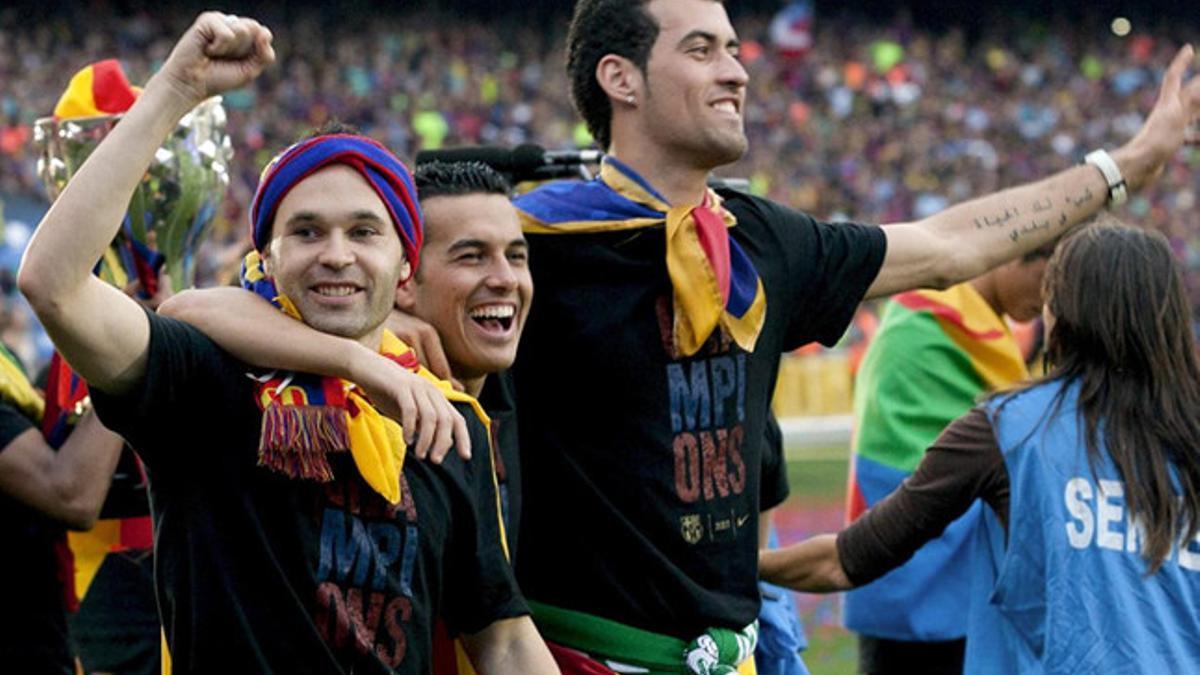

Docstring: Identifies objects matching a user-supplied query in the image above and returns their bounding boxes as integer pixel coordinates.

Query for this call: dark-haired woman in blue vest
[761,222,1200,673]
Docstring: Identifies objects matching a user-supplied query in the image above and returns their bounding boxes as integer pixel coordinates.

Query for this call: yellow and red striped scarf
[242,251,487,505]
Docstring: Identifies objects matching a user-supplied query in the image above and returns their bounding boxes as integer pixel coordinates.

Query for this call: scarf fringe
[258,404,350,482]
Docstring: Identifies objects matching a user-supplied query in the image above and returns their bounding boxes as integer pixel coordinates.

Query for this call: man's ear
[596,54,642,106]
[395,279,417,313]
[260,246,275,277]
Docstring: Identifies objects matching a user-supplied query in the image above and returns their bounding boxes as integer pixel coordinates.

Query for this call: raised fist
[154,12,276,107]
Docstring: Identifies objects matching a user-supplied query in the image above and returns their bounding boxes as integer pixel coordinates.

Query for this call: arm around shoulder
[160,287,367,381]
[160,286,471,461]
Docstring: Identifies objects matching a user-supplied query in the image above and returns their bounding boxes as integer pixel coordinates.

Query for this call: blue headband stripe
[250,135,423,272]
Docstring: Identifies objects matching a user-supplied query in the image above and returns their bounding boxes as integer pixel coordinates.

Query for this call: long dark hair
[1039,223,1200,573]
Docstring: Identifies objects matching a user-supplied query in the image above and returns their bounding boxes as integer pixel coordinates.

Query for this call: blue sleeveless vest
[968,380,1200,673]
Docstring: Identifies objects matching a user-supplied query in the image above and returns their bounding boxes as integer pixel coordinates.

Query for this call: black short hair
[301,119,362,140]
[566,0,659,149]
[413,161,511,201]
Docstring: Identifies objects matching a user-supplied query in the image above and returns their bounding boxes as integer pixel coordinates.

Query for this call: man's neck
[605,143,711,207]
[462,374,486,399]
[357,325,387,352]
[969,275,1005,321]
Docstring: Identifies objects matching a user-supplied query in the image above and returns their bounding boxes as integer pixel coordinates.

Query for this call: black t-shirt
[760,414,789,512]
[91,312,526,674]
[512,190,885,638]
[0,401,73,674]
[478,370,522,563]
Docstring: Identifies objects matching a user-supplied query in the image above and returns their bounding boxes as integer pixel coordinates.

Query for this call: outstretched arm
[462,616,559,675]
[0,412,125,530]
[759,534,851,593]
[763,409,1005,593]
[868,45,1200,298]
[159,287,471,461]
[17,13,274,393]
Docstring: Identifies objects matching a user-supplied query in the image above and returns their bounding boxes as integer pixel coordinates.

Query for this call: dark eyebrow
[285,210,386,227]
[677,30,739,51]
[677,30,717,48]
[447,238,487,253]
[349,211,387,224]
[284,211,322,227]
[445,237,529,254]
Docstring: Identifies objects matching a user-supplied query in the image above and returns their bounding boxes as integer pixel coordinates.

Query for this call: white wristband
[1084,149,1128,206]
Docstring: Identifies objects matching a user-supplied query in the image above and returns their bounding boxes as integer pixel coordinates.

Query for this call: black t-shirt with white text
[512,190,885,638]
[91,313,525,674]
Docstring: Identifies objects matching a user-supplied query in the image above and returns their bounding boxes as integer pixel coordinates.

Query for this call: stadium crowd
[2,9,1198,344]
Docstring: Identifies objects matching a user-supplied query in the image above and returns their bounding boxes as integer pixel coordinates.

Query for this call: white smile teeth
[315,285,357,297]
[469,305,515,320]
[713,101,737,114]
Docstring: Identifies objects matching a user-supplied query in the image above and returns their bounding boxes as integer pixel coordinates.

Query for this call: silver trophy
[34,97,233,293]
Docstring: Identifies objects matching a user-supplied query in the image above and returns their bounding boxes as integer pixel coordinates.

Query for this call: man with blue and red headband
[18,13,555,674]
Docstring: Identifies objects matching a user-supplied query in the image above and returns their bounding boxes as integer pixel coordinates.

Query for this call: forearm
[463,616,558,675]
[0,412,125,530]
[51,410,126,530]
[161,287,473,462]
[869,162,1106,298]
[160,287,375,381]
[20,13,275,393]
[869,41,1200,300]
[759,534,852,593]
[926,163,1104,277]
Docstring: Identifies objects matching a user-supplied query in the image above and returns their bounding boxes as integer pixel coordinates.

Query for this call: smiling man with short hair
[18,13,554,674]
[401,161,532,398]
[503,1,1199,672]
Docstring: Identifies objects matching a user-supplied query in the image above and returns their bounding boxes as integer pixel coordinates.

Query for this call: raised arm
[867,45,1200,299]
[0,412,125,530]
[159,287,471,461]
[763,408,1005,593]
[17,13,274,393]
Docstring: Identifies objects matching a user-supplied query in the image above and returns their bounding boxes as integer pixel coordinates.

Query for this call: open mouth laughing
[468,303,516,334]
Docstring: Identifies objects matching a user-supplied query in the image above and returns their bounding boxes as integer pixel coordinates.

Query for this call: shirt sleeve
[89,310,236,471]
[0,402,35,454]
[836,406,1010,586]
[731,195,886,350]
[440,402,529,636]
[760,414,790,511]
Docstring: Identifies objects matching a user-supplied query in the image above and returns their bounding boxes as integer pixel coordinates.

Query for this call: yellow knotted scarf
[517,157,766,357]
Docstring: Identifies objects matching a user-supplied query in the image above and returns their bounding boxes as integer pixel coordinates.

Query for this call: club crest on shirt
[681,514,704,544]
